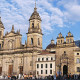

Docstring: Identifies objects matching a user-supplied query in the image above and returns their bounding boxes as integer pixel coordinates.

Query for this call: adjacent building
[46,32,80,75]
[36,50,56,78]
[74,48,80,74]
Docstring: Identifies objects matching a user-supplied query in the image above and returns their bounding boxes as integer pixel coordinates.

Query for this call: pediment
[5,32,19,37]
[7,32,17,36]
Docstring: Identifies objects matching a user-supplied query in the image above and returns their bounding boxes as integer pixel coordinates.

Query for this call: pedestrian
[54,75,56,80]
[70,73,71,80]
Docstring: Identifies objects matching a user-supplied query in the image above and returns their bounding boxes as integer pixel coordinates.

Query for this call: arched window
[51,57,53,60]
[38,38,40,45]
[32,23,34,28]
[9,41,13,49]
[31,38,33,45]
[8,40,14,49]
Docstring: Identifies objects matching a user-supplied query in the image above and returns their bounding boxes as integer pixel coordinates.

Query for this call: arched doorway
[63,65,68,75]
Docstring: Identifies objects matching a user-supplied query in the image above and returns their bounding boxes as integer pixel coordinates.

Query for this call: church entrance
[0,67,2,75]
[8,65,13,75]
[19,66,23,74]
[63,65,68,75]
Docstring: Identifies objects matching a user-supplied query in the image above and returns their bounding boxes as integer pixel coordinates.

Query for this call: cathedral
[0,4,43,76]
[0,2,80,78]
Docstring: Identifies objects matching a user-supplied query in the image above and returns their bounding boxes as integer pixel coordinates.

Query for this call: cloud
[58,0,80,22]
[0,0,65,34]
[1,0,80,45]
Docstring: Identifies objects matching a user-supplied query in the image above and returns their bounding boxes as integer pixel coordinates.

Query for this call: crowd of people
[0,73,80,80]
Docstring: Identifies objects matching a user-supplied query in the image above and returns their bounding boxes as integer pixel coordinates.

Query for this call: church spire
[34,0,37,11]
[29,0,41,21]
[35,0,36,8]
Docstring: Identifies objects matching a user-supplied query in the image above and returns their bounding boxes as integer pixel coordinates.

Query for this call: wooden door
[0,67,2,75]
[8,65,13,75]
[19,66,23,74]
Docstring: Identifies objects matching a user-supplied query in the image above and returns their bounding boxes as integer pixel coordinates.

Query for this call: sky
[0,0,80,49]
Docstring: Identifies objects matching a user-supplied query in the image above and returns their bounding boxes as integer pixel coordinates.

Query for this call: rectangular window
[46,58,48,61]
[45,64,47,68]
[37,64,39,68]
[51,57,53,60]
[41,64,43,68]
[42,58,44,61]
[41,70,43,74]
[50,70,52,74]
[76,58,80,63]
[50,63,52,68]
[77,67,80,72]
[45,70,47,74]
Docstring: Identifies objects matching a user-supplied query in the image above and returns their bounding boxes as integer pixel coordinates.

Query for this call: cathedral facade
[0,3,80,78]
[46,32,80,76]
[0,6,43,76]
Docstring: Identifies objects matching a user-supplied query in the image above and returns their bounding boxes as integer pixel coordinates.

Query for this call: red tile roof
[39,50,55,55]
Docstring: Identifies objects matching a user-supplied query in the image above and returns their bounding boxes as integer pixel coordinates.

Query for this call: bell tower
[0,16,5,49]
[27,1,43,50]
[57,32,64,44]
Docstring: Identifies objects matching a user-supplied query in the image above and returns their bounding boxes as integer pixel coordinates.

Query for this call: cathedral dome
[46,40,56,49]
[29,8,41,21]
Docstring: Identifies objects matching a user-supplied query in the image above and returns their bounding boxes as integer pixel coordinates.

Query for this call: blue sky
[0,0,80,49]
